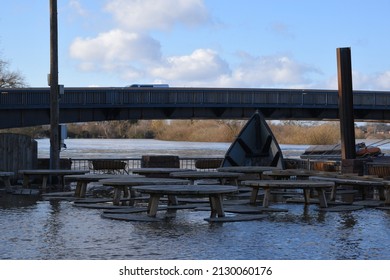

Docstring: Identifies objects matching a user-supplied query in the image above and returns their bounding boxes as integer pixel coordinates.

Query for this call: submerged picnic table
[99,177,190,206]
[310,175,390,203]
[133,184,238,218]
[19,169,88,191]
[64,173,144,197]
[130,168,194,178]
[169,171,244,185]
[262,169,321,180]
[217,166,281,179]
[242,179,335,208]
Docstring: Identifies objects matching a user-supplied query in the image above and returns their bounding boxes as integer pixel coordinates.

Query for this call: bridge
[1,87,390,129]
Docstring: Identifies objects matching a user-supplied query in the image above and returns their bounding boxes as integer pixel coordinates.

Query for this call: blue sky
[1,0,390,89]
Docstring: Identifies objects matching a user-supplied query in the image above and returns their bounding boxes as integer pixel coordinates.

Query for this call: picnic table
[169,171,244,185]
[18,169,88,191]
[241,179,335,208]
[217,166,281,179]
[0,172,14,188]
[262,169,320,180]
[130,168,194,178]
[99,177,190,206]
[133,184,238,218]
[310,175,390,202]
[64,173,144,197]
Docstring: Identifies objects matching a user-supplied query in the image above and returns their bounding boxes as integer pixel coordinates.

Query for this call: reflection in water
[2,139,390,259]
[1,197,390,259]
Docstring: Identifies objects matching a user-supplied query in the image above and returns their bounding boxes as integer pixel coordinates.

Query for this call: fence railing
[67,157,224,174]
[60,156,334,174]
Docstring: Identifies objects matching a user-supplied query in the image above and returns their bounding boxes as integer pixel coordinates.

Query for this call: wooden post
[337,47,356,160]
[50,0,60,169]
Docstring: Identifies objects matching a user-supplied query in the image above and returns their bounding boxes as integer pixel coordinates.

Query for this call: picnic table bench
[130,168,194,178]
[133,184,238,218]
[169,171,244,185]
[18,169,88,191]
[241,179,335,208]
[217,166,281,180]
[310,175,390,203]
[90,160,128,174]
[99,177,190,206]
[64,173,143,197]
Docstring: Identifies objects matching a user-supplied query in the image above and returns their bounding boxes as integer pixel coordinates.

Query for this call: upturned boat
[221,111,284,168]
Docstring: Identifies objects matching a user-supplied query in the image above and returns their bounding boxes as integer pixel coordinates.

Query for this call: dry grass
[270,122,342,145]
[151,120,244,142]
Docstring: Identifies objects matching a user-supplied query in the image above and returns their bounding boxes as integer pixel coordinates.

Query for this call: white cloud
[69,0,88,16]
[225,52,322,88]
[150,49,230,81]
[104,0,209,31]
[69,29,161,72]
[69,1,363,89]
[374,71,390,89]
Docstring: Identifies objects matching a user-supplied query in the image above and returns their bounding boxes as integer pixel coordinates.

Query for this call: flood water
[1,139,390,260]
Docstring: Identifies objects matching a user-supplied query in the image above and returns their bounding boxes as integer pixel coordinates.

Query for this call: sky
[1,0,390,90]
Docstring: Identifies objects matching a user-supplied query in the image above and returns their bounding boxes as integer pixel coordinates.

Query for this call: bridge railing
[2,87,390,109]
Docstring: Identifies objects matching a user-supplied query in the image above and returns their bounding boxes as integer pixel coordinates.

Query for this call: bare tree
[0,59,27,88]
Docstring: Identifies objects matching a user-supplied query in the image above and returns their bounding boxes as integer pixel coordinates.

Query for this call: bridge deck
[1,87,390,128]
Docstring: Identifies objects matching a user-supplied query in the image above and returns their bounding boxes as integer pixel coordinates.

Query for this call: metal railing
[66,157,224,174]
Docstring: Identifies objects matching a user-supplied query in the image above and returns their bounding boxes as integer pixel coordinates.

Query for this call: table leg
[79,182,87,198]
[303,189,311,204]
[147,194,161,217]
[167,195,178,205]
[74,181,83,197]
[330,185,337,201]
[113,186,129,205]
[42,176,48,191]
[316,188,328,208]
[262,188,271,207]
[250,187,259,204]
[384,186,390,205]
[209,194,225,218]
[23,174,29,188]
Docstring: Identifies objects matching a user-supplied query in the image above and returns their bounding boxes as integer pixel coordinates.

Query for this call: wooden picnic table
[99,177,190,206]
[64,173,144,197]
[169,171,244,185]
[217,166,281,179]
[0,172,14,188]
[241,179,335,208]
[310,175,390,202]
[133,184,238,218]
[130,168,194,178]
[262,169,320,180]
[18,169,88,191]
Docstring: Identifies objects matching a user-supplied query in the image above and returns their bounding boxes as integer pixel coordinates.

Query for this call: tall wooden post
[337,47,356,160]
[50,0,60,169]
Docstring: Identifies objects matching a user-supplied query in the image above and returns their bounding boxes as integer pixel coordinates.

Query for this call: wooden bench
[99,177,190,206]
[169,171,244,185]
[18,169,88,191]
[241,179,335,208]
[133,185,238,218]
[310,175,390,203]
[90,160,128,174]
